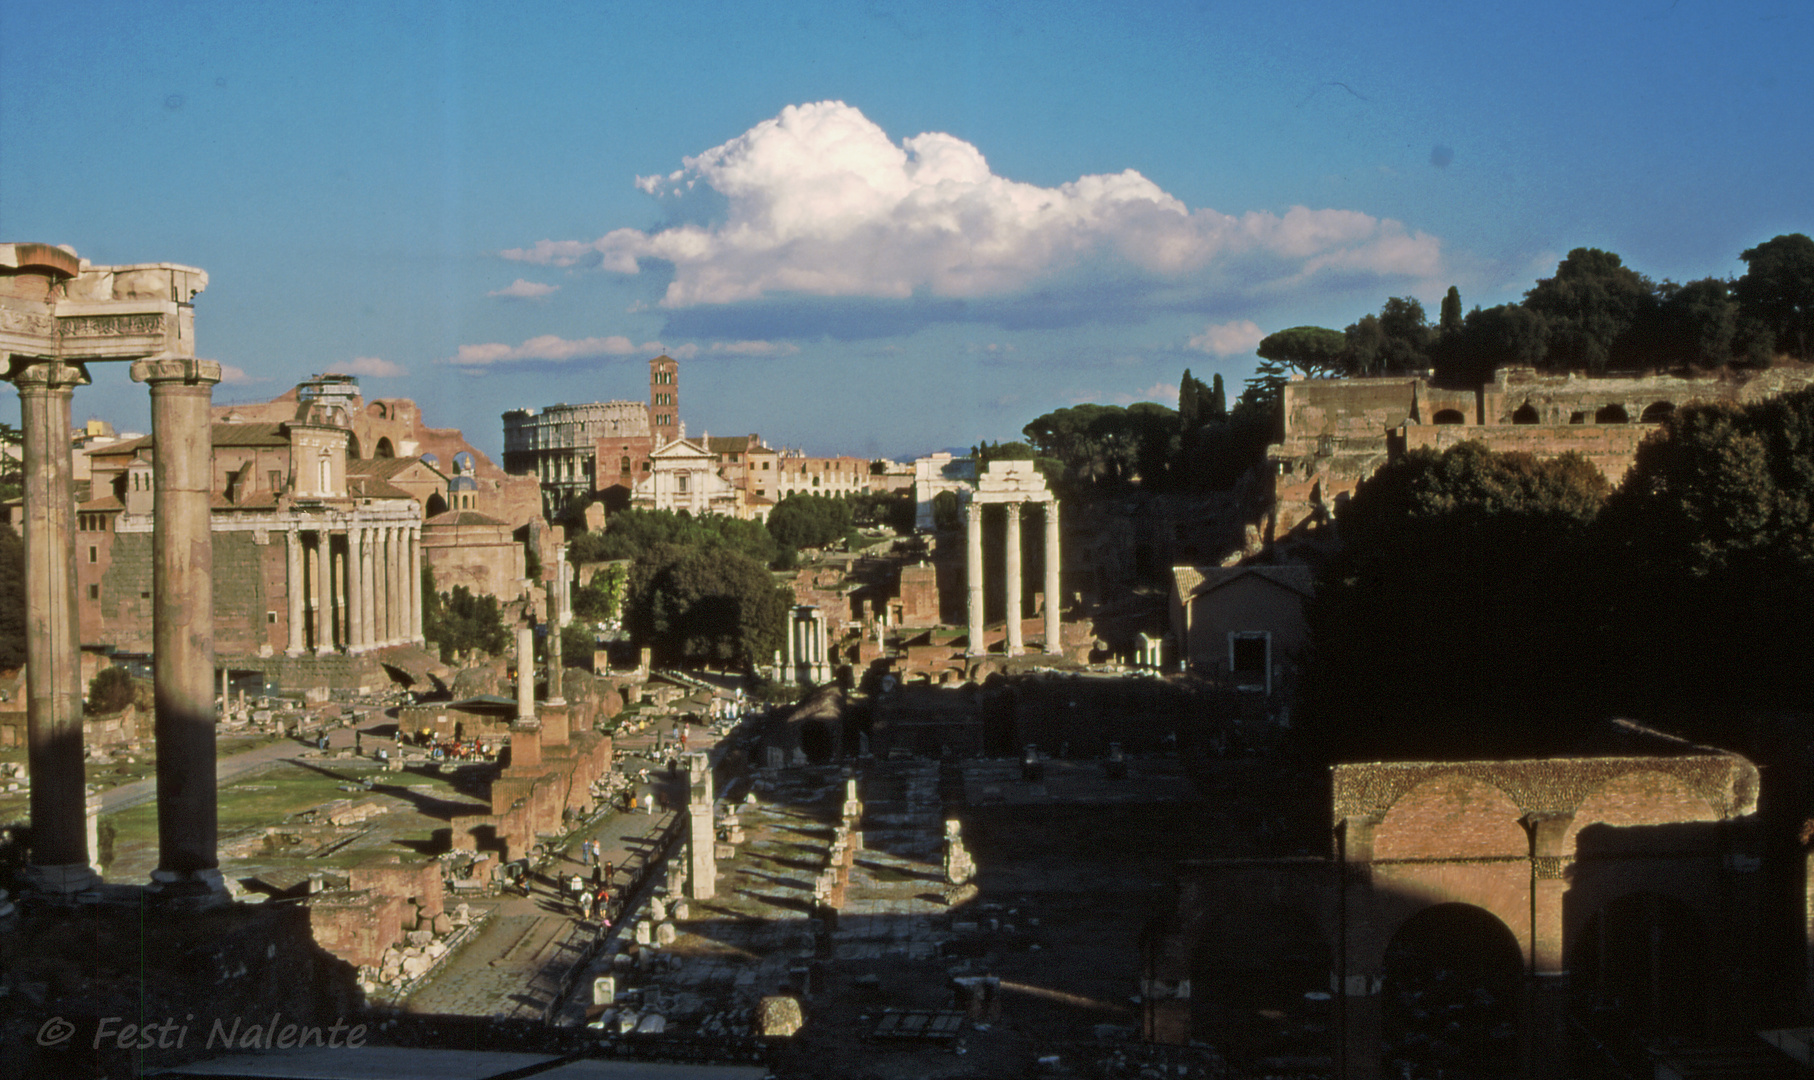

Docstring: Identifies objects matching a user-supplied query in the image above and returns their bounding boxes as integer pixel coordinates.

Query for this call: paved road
[403,803,680,1019]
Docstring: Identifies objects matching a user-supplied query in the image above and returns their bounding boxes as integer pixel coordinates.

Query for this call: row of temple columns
[9,354,225,899]
[781,605,830,685]
[283,523,422,656]
[966,498,1062,656]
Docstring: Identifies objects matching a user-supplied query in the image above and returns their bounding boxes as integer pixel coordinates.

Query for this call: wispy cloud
[218,362,260,385]
[488,279,560,300]
[445,335,667,369]
[333,356,407,378]
[1114,381,1180,407]
[504,101,1443,313]
[1187,319,1264,356]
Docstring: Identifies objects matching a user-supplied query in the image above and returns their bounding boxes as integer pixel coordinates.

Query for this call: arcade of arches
[1143,754,1763,1080]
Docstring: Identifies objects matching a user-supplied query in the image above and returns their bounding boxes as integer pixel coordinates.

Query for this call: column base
[23,861,102,896]
[147,867,231,908]
[285,648,306,658]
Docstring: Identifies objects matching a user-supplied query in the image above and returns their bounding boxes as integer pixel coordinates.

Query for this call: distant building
[502,355,680,518]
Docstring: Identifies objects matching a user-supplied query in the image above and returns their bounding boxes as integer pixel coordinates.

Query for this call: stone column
[782,606,797,684]
[1338,815,1382,1080]
[8,357,100,893]
[408,525,423,644]
[346,524,365,653]
[1523,814,1574,1080]
[388,525,404,647]
[360,526,377,651]
[376,526,394,646]
[1004,502,1023,656]
[965,501,985,656]
[687,752,716,899]
[547,579,565,705]
[285,527,305,656]
[516,626,535,720]
[133,356,227,901]
[1044,499,1062,654]
[310,531,330,655]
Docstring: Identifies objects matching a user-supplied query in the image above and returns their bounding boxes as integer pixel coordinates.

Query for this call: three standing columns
[10,358,99,893]
[134,356,227,900]
[964,498,1062,658]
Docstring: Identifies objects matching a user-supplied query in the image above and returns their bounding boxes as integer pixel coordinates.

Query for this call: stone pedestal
[135,357,228,901]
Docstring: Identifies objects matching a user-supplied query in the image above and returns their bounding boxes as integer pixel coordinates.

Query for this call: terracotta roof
[708,435,757,453]
[347,456,445,481]
[1172,563,1316,601]
[90,422,290,457]
[345,475,414,500]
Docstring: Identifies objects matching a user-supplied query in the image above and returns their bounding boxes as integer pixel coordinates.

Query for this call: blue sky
[3,0,1808,461]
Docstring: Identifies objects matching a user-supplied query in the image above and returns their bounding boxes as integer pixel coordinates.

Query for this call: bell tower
[648,354,678,441]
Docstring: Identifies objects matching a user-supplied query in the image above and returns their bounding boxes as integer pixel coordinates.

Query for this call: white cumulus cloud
[333,356,407,378]
[488,279,560,300]
[502,101,1443,309]
[218,362,259,385]
[1187,319,1265,357]
[445,335,668,369]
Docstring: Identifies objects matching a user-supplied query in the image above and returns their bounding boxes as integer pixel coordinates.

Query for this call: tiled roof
[1172,563,1316,601]
[346,475,414,500]
[347,456,445,480]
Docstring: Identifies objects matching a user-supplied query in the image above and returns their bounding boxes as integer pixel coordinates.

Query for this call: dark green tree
[85,666,137,715]
[766,493,855,550]
[1256,326,1347,378]
[1207,373,1227,421]
[1433,304,1549,386]
[0,422,20,503]
[1734,233,1814,362]
[1439,286,1463,338]
[1656,278,1738,369]
[0,525,19,670]
[625,543,788,668]
[1298,441,1609,760]
[1522,248,1661,372]
[931,489,962,531]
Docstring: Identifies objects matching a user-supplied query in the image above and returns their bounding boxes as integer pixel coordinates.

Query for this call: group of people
[567,839,617,925]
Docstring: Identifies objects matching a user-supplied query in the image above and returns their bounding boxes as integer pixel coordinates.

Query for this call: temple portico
[1,243,224,899]
[965,460,1062,658]
[277,516,423,656]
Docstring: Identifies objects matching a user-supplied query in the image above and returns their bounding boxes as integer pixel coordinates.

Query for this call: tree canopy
[570,507,778,568]
[766,492,857,551]
[624,543,789,669]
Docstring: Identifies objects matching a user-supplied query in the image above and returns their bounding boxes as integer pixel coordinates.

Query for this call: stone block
[756,995,804,1037]
[656,921,677,945]
[592,975,616,1005]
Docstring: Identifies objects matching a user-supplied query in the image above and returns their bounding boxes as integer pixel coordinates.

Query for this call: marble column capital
[129,356,222,387]
[5,356,91,391]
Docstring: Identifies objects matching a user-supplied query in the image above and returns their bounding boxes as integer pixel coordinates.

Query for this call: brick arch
[1563,768,1718,853]
[1373,773,1528,860]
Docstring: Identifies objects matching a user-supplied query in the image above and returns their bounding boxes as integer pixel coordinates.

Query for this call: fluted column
[1004,502,1023,656]
[132,356,226,900]
[346,524,365,653]
[516,626,536,720]
[7,357,100,893]
[358,526,376,652]
[408,525,423,644]
[310,531,329,655]
[387,526,404,646]
[285,526,305,656]
[375,526,392,646]
[965,501,984,656]
[1044,498,1062,654]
